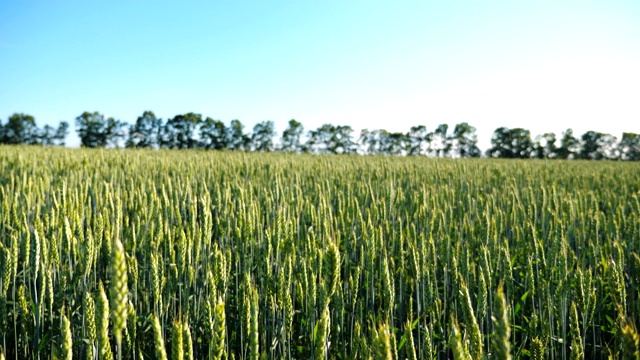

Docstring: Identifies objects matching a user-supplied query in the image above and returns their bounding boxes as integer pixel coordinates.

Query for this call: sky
[1,0,640,150]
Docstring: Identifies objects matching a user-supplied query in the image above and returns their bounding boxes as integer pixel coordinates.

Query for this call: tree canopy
[2,111,639,161]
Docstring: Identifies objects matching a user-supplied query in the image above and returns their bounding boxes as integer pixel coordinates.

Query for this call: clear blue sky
[1,0,639,149]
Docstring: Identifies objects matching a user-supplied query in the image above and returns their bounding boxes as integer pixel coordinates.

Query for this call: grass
[0,146,638,359]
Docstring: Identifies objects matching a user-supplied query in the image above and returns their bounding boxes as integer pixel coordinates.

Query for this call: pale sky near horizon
[1,0,639,150]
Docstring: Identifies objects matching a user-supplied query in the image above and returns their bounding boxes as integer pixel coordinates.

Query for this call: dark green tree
[227,119,250,151]
[161,113,202,149]
[579,131,618,160]
[331,125,357,154]
[250,120,276,152]
[75,111,126,148]
[2,113,39,144]
[53,121,69,146]
[306,124,355,154]
[359,129,381,155]
[452,122,480,158]
[487,127,510,158]
[126,111,162,148]
[619,132,640,161]
[487,127,533,158]
[532,132,557,159]
[556,129,580,159]
[40,125,56,146]
[379,130,407,156]
[305,124,333,154]
[430,124,453,157]
[199,117,229,150]
[406,125,430,156]
[280,119,304,153]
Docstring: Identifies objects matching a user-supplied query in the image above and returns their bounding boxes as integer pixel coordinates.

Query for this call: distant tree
[53,121,69,146]
[451,122,480,158]
[379,130,407,156]
[359,128,413,156]
[280,119,304,153]
[161,113,202,149]
[199,117,229,150]
[359,129,381,155]
[556,129,580,159]
[532,132,557,159]
[306,124,355,154]
[227,119,250,151]
[579,131,618,160]
[510,128,533,158]
[331,125,357,154]
[601,134,620,159]
[2,113,39,144]
[40,125,56,146]
[126,111,161,148]
[619,132,640,161]
[430,124,453,157]
[406,125,430,156]
[487,127,511,158]
[75,111,126,148]
[251,120,276,152]
[487,127,533,158]
[158,122,173,149]
[305,124,333,154]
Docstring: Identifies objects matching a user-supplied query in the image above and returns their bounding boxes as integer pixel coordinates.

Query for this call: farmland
[0,147,639,359]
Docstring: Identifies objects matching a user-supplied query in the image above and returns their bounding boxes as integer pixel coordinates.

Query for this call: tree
[359,129,381,155]
[38,121,68,146]
[619,132,640,161]
[579,131,618,160]
[227,119,250,151]
[161,113,202,149]
[54,121,70,146]
[40,125,57,146]
[379,130,407,156]
[487,127,510,158]
[199,117,228,150]
[306,124,355,154]
[330,125,356,154]
[556,129,580,159]
[2,113,39,144]
[579,131,600,160]
[430,124,453,157]
[126,111,162,148]
[532,132,557,159]
[280,119,304,153]
[406,125,430,156]
[451,122,480,158]
[486,127,533,158]
[75,111,126,148]
[511,128,534,158]
[305,124,333,154]
[250,120,276,152]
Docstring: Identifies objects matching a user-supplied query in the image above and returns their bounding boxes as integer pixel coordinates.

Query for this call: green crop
[0,146,638,359]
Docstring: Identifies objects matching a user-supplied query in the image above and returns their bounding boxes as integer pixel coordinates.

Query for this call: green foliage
[251,120,276,152]
[160,112,202,149]
[0,147,638,359]
[280,119,304,153]
[486,127,533,158]
[75,111,126,147]
[126,111,161,148]
[2,113,38,145]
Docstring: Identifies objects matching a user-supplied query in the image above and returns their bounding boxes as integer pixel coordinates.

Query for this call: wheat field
[0,147,639,359]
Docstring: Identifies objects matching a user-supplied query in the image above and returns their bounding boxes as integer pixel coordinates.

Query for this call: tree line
[1,111,639,160]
